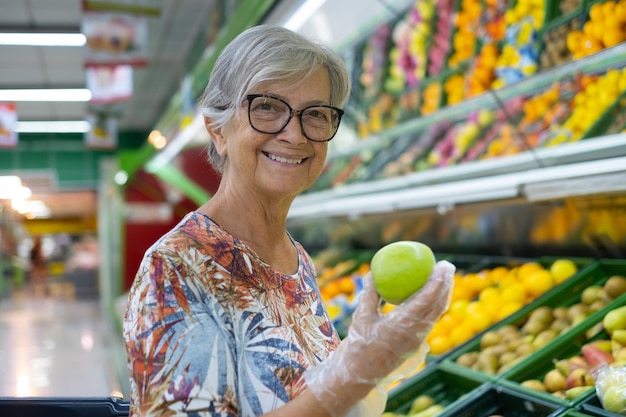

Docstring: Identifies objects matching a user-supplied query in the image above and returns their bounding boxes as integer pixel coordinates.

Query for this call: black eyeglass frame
[245,94,344,142]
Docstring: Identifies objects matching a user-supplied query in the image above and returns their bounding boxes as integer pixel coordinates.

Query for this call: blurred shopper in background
[124,25,455,417]
[29,235,48,297]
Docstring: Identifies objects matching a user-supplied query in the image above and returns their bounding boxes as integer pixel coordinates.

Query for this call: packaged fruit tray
[440,259,626,382]
[580,393,626,417]
[385,360,491,415]
[434,382,566,417]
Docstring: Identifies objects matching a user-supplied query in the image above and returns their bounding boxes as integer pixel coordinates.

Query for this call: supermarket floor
[0,286,130,399]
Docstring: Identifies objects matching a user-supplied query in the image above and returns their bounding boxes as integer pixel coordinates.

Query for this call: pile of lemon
[426,259,578,355]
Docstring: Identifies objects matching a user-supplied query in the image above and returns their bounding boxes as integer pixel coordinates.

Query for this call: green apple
[370,241,436,305]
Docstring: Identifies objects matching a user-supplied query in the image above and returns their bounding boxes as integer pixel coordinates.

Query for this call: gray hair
[199,25,351,173]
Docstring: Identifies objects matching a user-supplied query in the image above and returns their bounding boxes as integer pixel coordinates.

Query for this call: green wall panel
[0,131,147,189]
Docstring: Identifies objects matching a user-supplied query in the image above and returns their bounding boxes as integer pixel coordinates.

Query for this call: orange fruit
[448,299,470,319]
[337,277,356,295]
[517,262,543,278]
[479,286,501,304]
[602,1,617,17]
[435,313,458,333]
[500,282,527,304]
[589,3,604,21]
[428,335,453,355]
[487,266,509,283]
[466,305,493,332]
[603,28,626,47]
[450,324,476,346]
[616,2,626,23]
[496,301,524,321]
[523,269,556,298]
[580,34,604,55]
[566,30,583,52]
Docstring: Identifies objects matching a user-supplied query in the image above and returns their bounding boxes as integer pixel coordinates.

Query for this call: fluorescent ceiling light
[0,185,32,200]
[0,175,23,188]
[12,199,51,219]
[283,0,327,30]
[0,89,92,102]
[17,121,91,133]
[0,33,86,46]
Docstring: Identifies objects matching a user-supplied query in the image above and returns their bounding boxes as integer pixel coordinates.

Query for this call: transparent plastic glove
[305,260,455,417]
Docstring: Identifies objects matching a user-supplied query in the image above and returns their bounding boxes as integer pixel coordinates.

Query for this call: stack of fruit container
[381,259,626,417]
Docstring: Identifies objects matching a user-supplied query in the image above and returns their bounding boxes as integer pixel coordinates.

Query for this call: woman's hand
[304,260,455,417]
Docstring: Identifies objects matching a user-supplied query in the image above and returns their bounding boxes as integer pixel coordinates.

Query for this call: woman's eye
[306,109,329,121]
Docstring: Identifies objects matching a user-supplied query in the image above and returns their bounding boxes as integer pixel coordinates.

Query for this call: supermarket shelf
[288,133,626,221]
[333,43,626,158]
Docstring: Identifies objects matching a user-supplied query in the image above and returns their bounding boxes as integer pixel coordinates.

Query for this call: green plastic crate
[385,361,490,414]
[554,410,598,417]
[441,259,626,380]
[436,383,566,417]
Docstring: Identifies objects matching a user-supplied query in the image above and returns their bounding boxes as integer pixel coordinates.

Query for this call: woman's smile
[262,151,306,165]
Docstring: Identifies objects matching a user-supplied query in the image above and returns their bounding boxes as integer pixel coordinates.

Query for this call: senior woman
[124,25,455,417]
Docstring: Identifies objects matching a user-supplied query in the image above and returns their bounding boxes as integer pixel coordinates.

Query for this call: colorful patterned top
[123,211,340,417]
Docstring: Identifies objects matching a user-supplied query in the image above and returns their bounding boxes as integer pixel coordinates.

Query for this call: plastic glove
[304,260,455,417]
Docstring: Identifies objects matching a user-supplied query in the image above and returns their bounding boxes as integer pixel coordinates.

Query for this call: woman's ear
[204,116,227,157]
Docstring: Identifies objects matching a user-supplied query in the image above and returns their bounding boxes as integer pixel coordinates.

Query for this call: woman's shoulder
[148,211,235,258]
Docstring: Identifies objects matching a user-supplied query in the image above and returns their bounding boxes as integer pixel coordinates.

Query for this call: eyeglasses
[245,94,344,142]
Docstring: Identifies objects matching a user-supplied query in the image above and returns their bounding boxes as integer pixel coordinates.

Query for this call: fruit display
[434,384,563,417]
[426,109,494,168]
[384,362,489,416]
[445,262,625,371]
[386,0,436,93]
[542,67,626,145]
[426,0,454,76]
[539,15,581,70]
[566,0,626,59]
[425,258,583,356]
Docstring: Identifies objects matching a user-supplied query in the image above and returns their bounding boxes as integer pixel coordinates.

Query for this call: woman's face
[215,67,332,200]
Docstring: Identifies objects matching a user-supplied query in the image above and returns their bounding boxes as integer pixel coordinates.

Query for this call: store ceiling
[0,0,411,222]
[0,0,227,220]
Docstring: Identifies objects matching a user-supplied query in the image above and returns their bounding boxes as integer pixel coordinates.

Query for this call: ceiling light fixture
[0,89,92,102]
[0,185,32,200]
[0,175,23,188]
[0,33,86,46]
[16,121,91,133]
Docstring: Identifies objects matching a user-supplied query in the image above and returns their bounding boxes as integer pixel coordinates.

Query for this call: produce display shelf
[440,259,626,383]
[435,383,566,417]
[385,360,491,414]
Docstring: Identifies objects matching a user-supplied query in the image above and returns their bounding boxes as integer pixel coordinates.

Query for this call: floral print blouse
[124,211,340,416]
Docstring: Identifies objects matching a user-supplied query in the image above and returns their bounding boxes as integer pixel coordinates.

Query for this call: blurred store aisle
[0,291,126,398]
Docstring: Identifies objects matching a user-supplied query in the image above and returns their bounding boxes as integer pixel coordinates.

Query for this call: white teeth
[267,153,303,164]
